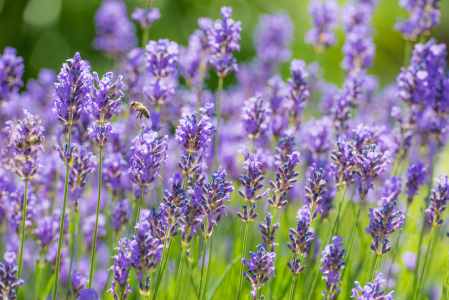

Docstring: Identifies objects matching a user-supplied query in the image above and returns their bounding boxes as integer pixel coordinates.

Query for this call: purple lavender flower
[83,214,106,248]
[301,117,332,162]
[69,147,96,210]
[78,288,100,300]
[6,183,36,233]
[6,109,44,181]
[367,192,404,256]
[175,112,215,155]
[33,215,59,250]
[237,155,268,204]
[93,0,137,56]
[0,252,25,299]
[129,130,168,188]
[397,39,446,105]
[287,207,314,274]
[342,26,375,71]
[286,60,310,119]
[0,47,24,102]
[341,3,373,32]
[305,0,339,52]
[242,245,275,300]
[259,213,279,253]
[254,13,293,65]
[351,272,395,299]
[198,168,234,239]
[353,144,390,199]
[305,164,328,221]
[111,199,132,234]
[178,184,204,247]
[129,221,163,293]
[131,7,161,30]
[425,174,449,227]
[91,72,124,124]
[274,134,295,166]
[404,161,426,205]
[382,177,403,199]
[108,238,133,299]
[145,39,178,80]
[320,236,345,299]
[208,7,242,77]
[268,152,301,209]
[242,93,272,140]
[395,0,441,41]
[103,152,127,195]
[123,48,144,103]
[71,271,89,298]
[53,53,92,126]
[330,137,356,188]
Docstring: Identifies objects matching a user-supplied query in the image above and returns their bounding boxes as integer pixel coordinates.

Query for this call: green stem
[415,226,435,300]
[88,145,103,288]
[288,275,297,300]
[237,223,250,300]
[331,186,348,239]
[403,39,412,68]
[67,209,79,299]
[214,77,224,170]
[152,228,173,300]
[142,29,150,48]
[341,183,366,280]
[202,233,214,300]
[372,254,381,282]
[53,124,72,299]
[17,179,29,279]
[173,246,187,300]
[198,235,209,300]
[134,186,145,236]
[250,138,255,154]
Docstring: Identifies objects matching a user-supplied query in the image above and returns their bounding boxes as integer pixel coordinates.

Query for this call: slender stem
[88,145,103,288]
[198,235,209,300]
[331,186,348,239]
[372,254,381,282]
[237,223,250,300]
[341,183,366,280]
[288,275,297,300]
[250,138,255,154]
[152,227,173,300]
[403,39,412,68]
[202,233,214,300]
[17,179,29,279]
[53,124,72,299]
[119,288,125,300]
[67,209,79,298]
[415,226,435,300]
[214,76,224,170]
[173,246,187,300]
[134,186,145,236]
[142,29,150,48]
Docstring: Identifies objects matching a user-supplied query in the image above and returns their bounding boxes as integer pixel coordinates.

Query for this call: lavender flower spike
[0,47,24,102]
[175,112,215,155]
[242,245,276,300]
[287,207,314,275]
[351,272,394,300]
[208,6,242,77]
[78,288,100,300]
[404,162,426,205]
[259,213,279,252]
[242,93,273,141]
[0,252,25,299]
[237,155,268,204]
[131,7,161,30]
[321,236,345,299]
[425,174,449,227]
[53,52,92,126]
[287,59,310,120]
[305,0,339,52]
[108,238,133,299]
[91,72,125,124]
[304,164,328,221]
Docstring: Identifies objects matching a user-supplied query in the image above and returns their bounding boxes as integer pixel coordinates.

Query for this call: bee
[17,136,43,149]
[130,101,150,119]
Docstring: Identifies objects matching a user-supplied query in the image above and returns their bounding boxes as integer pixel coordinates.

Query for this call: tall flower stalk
[207,6,241,169]
[88,71,124,288]
[52,52,92,298]
[236,155,267,300]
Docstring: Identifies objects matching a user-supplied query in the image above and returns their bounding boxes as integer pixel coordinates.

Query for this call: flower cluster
[129,130,169,188]
[69,147,96,210]
[0,252,25,299]
[286,59,310,119]
[287,207,314,274]
[242,245,276,300]
[91,72,125,124]
[175,112,215,155]
[274,134,295,166]
[131,7,160,30]
[53,52,92,126]
[404,161,427,205]
[425,174,449,227]
[93,0,137,55]
[259,213,279,253]
[208,6,242,77]
[305,0,339,52]
[111,199,132,234]
[242,93,273,140]
[304,164,328,221]
[0,47,24,102]
[320,236,345,299]
[351,272,395,300]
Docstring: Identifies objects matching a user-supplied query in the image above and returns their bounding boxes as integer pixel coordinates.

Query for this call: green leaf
[44,272,56,299]
[206,256,240,300]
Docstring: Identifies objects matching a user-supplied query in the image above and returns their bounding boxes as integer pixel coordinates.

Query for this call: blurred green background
[1,0,449,88]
